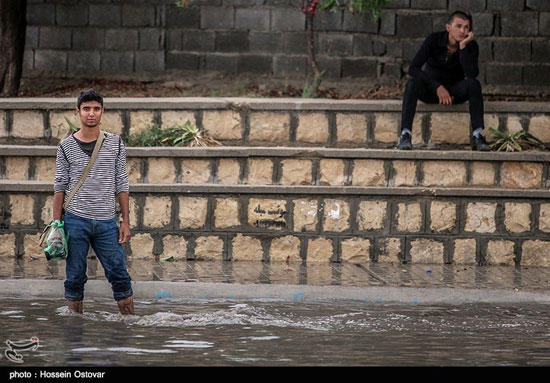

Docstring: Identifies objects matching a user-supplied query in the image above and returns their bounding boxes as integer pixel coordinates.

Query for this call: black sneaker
[398,133,412,150]
[472,135,490,151]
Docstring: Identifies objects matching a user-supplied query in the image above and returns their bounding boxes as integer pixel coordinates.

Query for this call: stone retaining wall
[1,187,549,266]
[1,98,549,148]
[2,147,550,190]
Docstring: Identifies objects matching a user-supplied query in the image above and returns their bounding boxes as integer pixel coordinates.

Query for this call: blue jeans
[64,210,133,302]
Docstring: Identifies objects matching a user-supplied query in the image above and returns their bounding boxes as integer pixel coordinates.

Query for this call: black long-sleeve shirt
[408,31,479,92]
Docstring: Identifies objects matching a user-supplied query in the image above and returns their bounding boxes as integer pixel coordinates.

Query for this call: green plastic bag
[39,220,68,261]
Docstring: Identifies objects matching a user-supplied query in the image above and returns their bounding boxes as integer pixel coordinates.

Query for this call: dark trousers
[400,77,484,134]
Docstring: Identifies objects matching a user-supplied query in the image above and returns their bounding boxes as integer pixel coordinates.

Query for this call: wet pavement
[1,256,549,304]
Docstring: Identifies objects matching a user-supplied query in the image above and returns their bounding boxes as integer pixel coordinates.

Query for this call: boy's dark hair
[77,89,103,109]
[448,10,473,31]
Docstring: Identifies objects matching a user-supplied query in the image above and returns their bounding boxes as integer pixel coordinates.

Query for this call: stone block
[161,235,187,260]
[72,28,105,50]
[343,12,378,33]
[351,159,385,186]
[504,202,532,233]
[166,6,200,28]
[127,158,143,184]
[493,39,531,62]
[471,162,495,186]
[217,159,241,185]
[249,112,290,142]
[453,238,477,265]
[105,29,139,51]
[504,115,524,134]
[296,113,329,144]
[422,161,467,187]
[318,33,353,56]
[500,12,538,37]
[280,159,312,185]
[202,110,242,140]
[178,197,208,229]
[68,51,101,72]
[486,64,522,85]
[357,200,387,231]
[34,157,56,181]
[34,49,67,72]
[205,53,239,73]
[160,111,196,129]
[248,198,287,230]
[313,9,343,31]
[182,30,216,52]
[336,113,367,144]
[528,115,550,142]
[271,7,305,31]
[319,159,346,186]
[247,159,273,185]
[464,202,497,233]
[40,195,53,226]
[5,157,29,180]
[235,7,270,31]
[342,58,378,78]
[396,13,432,38]
[129,233,155,259]
[215,31,249,52]
[306,237,333,263]
[429,113,470,144]
[99,111,124,135]
[121,4,155,27]
[180,160,211,184]
[500,162,542,189]
[10,195,34,225]
[396,202,422,232]
[201,7,235,29]
[293,199,319,232]
[541,12,550,36]
[12,111,44,139]
[375,237,402,263]
[0,233,16,258]
[135,51,165,72]
[539,203,550,232]
[340,237,370,263]
[39,27,71,49]
[273,55,307,77]
[374,113,399,143]
[486,240,516,266]
[269,235,301,262]
[100,51,135,73]
[521,240,550,267]
[249,32,283,53]
[147,158,176,183]
[430,201,457,232]
[23,233,42,258]
[26,3,56,25]
[139,29,164,50]
[129,111,155,135]
[143,196,171,228]
[322,199,350,232]
[194,236,224,260]
[409,239,445,264]
[231,234,263,261]
[215,198,240,228]
[89,4,121,26]
[391,160,417,186]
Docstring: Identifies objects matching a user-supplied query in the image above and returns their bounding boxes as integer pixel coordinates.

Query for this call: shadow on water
[1,297,550,366]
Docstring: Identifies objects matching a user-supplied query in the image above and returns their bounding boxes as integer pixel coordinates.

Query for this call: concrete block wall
[22,0,550,93]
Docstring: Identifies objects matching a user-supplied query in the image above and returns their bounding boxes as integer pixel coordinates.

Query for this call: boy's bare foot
[117,296,135,315]
[67,300,83,314]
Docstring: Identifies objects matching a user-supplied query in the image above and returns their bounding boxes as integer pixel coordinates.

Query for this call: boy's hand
[460,32,474,49]
[119,221,131,244]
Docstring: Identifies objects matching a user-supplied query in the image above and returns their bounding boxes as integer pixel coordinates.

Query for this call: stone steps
[1,98,549,267]
[1,98,549,148]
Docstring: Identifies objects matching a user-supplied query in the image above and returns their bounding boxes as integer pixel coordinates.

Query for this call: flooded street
[1,297,549,366]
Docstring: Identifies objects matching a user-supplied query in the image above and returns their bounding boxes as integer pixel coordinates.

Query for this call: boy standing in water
[53,89,134,315]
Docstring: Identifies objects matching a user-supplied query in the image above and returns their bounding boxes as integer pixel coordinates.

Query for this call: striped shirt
[54,132,129,220]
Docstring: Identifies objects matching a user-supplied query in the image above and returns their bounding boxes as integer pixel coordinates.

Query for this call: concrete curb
[1,279,549,305]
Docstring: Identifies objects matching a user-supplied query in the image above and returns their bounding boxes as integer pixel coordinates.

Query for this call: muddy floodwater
[1,298,549,366]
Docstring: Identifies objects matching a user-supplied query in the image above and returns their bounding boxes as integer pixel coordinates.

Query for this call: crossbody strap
[63,131,105,211]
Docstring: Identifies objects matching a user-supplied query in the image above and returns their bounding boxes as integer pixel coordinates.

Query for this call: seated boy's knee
[465,78,481,91]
